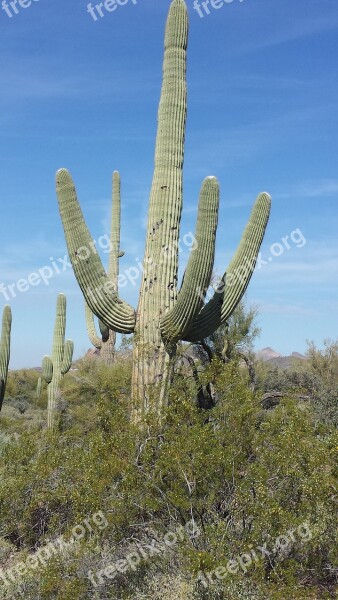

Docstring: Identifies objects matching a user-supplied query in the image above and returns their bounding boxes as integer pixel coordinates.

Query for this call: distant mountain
[256,347,306,368]
[291,352,307,360]
[256,347,282,361]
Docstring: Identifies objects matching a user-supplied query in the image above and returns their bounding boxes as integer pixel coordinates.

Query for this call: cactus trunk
[132,0,188,414]
[42,294,74,429]
[0,306,12,412]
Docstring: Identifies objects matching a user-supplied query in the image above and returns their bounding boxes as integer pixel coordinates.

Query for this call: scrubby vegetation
[0,337,337,599]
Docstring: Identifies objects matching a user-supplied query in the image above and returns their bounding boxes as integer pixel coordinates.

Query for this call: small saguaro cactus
[56,0,271,417]
[42,294,74,429]
[0,305,12,412]
[85,171,124,365]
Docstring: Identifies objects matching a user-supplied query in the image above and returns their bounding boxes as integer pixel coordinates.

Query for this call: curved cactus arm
[0,305,12,411]
[56,168,136,334]
[98,319,109,342]
[85,301,102,349]
[160,176,219,344]
[183,192,271,343]
[61,340,74,375]
[42,355,53,384]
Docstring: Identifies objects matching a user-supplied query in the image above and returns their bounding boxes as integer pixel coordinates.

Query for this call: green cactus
[85,171,124,365]
[0,305,12,412]
[36,376,42,400]
[41,294,74,429]
[56,0,271,416]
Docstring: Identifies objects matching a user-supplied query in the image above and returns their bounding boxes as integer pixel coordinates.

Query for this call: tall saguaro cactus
[56,0,271,417]
[0,306,12,412]
[42,294,74,429]
[85,171,124,365]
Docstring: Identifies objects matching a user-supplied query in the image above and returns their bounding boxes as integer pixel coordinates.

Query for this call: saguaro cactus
[85,171,124,365]
[0,306,12,412]
[36,377,42,400]
[56,0,271,416]
[42,294,74,429]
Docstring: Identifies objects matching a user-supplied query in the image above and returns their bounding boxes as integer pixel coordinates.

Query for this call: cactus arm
[98,319,110,342]
[160,176,219,345]
[84,170,121,354]
[56,168,135,334]
[85,301,102,349]
[183,192,271,343]
[61,340,74,375]
[42,355,53,384]
[0,305,12,411]
[52,293,67,370]
[108,171,122,284]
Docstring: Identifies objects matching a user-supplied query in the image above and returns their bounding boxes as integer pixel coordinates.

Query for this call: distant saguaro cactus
[85,171,124,365]
[0,305,12,412]
[36,376,42,400]
[42,294,74,429]
[56,0,271,417]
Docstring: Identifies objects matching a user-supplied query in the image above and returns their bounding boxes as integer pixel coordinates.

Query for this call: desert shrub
[0,359,336,599]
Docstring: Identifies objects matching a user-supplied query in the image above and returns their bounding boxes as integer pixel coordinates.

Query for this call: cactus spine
[42,294,74,429]
[85,171,124,365]
[0,306,12,412]
[56,0,271,417]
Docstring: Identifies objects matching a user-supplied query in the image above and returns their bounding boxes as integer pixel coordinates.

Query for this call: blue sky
[1,0,337,368]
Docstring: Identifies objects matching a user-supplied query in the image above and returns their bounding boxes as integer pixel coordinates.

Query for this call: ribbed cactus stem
[132,0,189,411]
[85,301,102,350]
[160,176,219,345]
[0,305,12,412]
[56,169,135,334]
[83,171,123,364]
[36,377,42,400]
[41,294,74,429]
[42,356,53,383]
[183,192,271,342]
[108,171,123,286]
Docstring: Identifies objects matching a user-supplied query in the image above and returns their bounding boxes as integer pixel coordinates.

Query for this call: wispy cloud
[240,12,338,53]
[275,179,338,200]
[256,302,319,317]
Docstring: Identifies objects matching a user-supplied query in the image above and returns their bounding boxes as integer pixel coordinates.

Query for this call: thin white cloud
[240,13,338,53]
[275,179,338,200]
[256,302,319,317]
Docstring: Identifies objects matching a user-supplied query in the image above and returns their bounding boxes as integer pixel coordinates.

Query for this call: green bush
[0,359,336,599]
